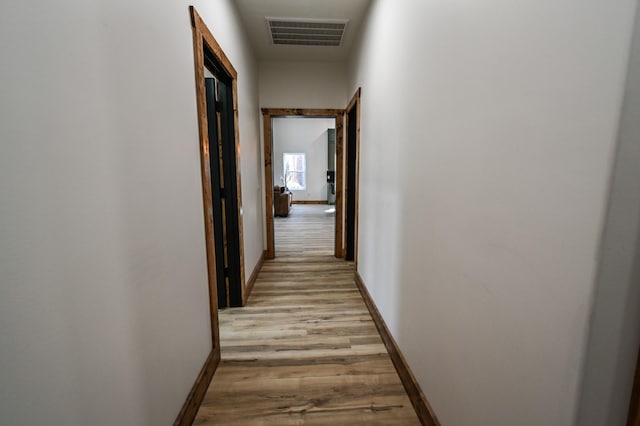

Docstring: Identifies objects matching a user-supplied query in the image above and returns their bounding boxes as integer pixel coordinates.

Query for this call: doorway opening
[203,62,243,308]
[262,109,345,259]
[270,117,337,256]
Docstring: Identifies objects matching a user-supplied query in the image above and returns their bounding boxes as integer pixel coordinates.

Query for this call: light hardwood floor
[194,205,420,425]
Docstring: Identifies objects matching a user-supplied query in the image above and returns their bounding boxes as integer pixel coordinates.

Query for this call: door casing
[262,109,345,259]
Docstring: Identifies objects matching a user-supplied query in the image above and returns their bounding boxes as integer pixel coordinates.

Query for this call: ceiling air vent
[266,17,348,47]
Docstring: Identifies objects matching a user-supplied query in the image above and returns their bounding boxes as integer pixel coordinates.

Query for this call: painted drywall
[259,61,348,108]
[577,4,640,425]
[0,0,262,424]
[224,10,265,283]
[348,1,638,425]
[272,117,335,202]
[257,60,347,246]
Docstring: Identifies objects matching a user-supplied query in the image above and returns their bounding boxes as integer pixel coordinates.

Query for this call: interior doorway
[189,3,247,361]
[177,7,250,424]
[262,109,345,259]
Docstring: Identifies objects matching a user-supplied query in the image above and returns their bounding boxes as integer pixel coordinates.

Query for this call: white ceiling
[233,0,372,63]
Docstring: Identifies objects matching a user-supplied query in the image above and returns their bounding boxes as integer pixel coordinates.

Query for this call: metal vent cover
[266,17,348,47]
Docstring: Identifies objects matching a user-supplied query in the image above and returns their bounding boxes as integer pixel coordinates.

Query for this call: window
[283,153,306,190]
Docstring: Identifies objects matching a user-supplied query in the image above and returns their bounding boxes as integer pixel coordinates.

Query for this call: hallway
[194,205,420,425]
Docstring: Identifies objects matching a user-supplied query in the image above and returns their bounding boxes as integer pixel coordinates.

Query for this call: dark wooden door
[217,79,242,307]
[204,67,242,308]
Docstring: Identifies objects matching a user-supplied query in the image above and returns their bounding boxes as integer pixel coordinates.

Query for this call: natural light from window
[283,153,306,190]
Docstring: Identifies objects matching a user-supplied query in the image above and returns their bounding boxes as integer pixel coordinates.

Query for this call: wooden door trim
[178,8,246,424]
[345,88,362,268]
[190,6,246,306]
[173,348,220,426]
[262,108,345,259]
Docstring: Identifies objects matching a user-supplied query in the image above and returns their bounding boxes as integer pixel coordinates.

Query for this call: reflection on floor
[194,205,420,425]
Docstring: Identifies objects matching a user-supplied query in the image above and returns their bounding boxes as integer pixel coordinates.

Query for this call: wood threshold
[354,272,440,426]
[173,349,221,426]
[243,250,265,305]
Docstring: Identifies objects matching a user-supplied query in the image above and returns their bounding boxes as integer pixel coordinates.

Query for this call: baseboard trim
[174,348,220,426]
[244,250,265,305]
[291,200,327,204]
[354,272,440,426]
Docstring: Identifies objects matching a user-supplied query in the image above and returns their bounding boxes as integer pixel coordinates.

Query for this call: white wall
[228,15,265,282]
[257,60,348,245]
[348,1,638,425]
[0,0,262,424]
[272,117,335,202]
[577,4,640,425]
[259,61,348,108]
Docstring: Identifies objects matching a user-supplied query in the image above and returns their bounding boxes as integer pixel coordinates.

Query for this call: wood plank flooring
[194,205,420,425]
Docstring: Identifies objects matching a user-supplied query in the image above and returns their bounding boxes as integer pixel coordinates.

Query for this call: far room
[272,116,337,213]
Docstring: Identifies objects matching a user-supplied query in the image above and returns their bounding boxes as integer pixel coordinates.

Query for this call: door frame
[628,344,640,426]
[262,109,345,259]
[203,73,244,308]
[345,88,362,269]
[190,5,247,352]
[176,8,247,424]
